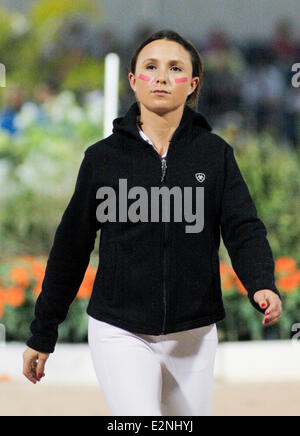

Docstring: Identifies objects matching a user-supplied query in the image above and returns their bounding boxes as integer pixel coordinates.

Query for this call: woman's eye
[145,65,182,71]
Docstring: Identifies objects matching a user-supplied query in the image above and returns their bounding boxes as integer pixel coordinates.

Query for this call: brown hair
[129,29,204,108]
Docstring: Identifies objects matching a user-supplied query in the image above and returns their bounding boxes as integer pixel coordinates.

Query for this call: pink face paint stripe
[175,77,188,83]
[138,74,151,81]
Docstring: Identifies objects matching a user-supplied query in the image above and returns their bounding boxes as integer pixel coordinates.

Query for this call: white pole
[0,63,6,88]
[103,53,120,138]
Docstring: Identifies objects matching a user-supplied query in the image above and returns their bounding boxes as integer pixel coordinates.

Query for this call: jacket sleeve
[220,144,282,313]
[26,150,101,353]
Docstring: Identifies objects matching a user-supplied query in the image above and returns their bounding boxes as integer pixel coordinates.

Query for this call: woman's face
[129,39,199,113]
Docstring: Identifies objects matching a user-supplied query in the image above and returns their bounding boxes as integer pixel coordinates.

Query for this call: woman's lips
[153,91,169,94]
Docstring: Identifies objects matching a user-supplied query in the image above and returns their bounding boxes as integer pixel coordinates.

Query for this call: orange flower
[220,261,236,291]
[220,261,235,276]
[26,259,45,298]
[277,271,300,293]
[33,282,42,298]
[20,255,36,264]
[234,275,248,296]
[2,286,25,307]
[0,288,5,318]
[77,265,96,299]
[29,260,46,283]
[275,257,297,276]
[9,267,30,288]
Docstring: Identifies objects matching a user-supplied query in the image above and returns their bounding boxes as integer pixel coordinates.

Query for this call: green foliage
[1,287,89,344]
[218,129,300,263]
[61,58,105,92]
[58,298,89,343]
[0,7,13,48]
[0,0,105,102]
[217,288,300,341]
[1,271,298,343]
[30,0,100,26]
[0,90,103,257]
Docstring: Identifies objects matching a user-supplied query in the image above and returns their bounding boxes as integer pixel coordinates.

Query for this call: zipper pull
[161,158,167,183]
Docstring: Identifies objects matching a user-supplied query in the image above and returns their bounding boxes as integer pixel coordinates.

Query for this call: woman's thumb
[36,356,47,380]
[254,291,267,309]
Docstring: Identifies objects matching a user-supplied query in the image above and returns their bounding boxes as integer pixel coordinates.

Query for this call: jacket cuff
[26,335,56,354]
[247,280,282,314]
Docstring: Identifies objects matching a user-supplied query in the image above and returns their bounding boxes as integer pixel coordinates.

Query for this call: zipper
[161,156,168,334]
[161,158,167,183]
[136,134,171,334]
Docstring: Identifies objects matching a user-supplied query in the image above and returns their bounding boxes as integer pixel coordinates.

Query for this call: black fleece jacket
[26,102,281,353]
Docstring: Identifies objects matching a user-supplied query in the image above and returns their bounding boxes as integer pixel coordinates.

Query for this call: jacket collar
[112,101,212,143]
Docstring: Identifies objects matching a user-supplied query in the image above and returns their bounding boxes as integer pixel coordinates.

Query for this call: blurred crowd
[196,19,300,148]
[1,17,299,148]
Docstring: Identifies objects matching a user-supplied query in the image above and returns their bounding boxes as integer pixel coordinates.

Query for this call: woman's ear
[190,77,199,93]
[128,72,137,92]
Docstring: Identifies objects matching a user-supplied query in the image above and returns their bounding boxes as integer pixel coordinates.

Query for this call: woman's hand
[23,347,49,384]
[254,289,282,325]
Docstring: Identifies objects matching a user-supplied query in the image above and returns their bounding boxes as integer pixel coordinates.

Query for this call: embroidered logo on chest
[195,172,205,183]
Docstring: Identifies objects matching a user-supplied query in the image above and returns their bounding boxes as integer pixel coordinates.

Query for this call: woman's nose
[156,76,168,84]
[155,69,168,82]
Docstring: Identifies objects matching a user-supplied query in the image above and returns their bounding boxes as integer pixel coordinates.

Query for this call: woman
[23,29,282,416]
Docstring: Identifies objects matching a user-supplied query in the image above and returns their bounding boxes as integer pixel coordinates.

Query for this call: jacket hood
[112,101,212,143]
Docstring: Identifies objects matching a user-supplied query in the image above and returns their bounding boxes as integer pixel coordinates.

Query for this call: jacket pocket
[102,242,117,301]
[210,248,222,296]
